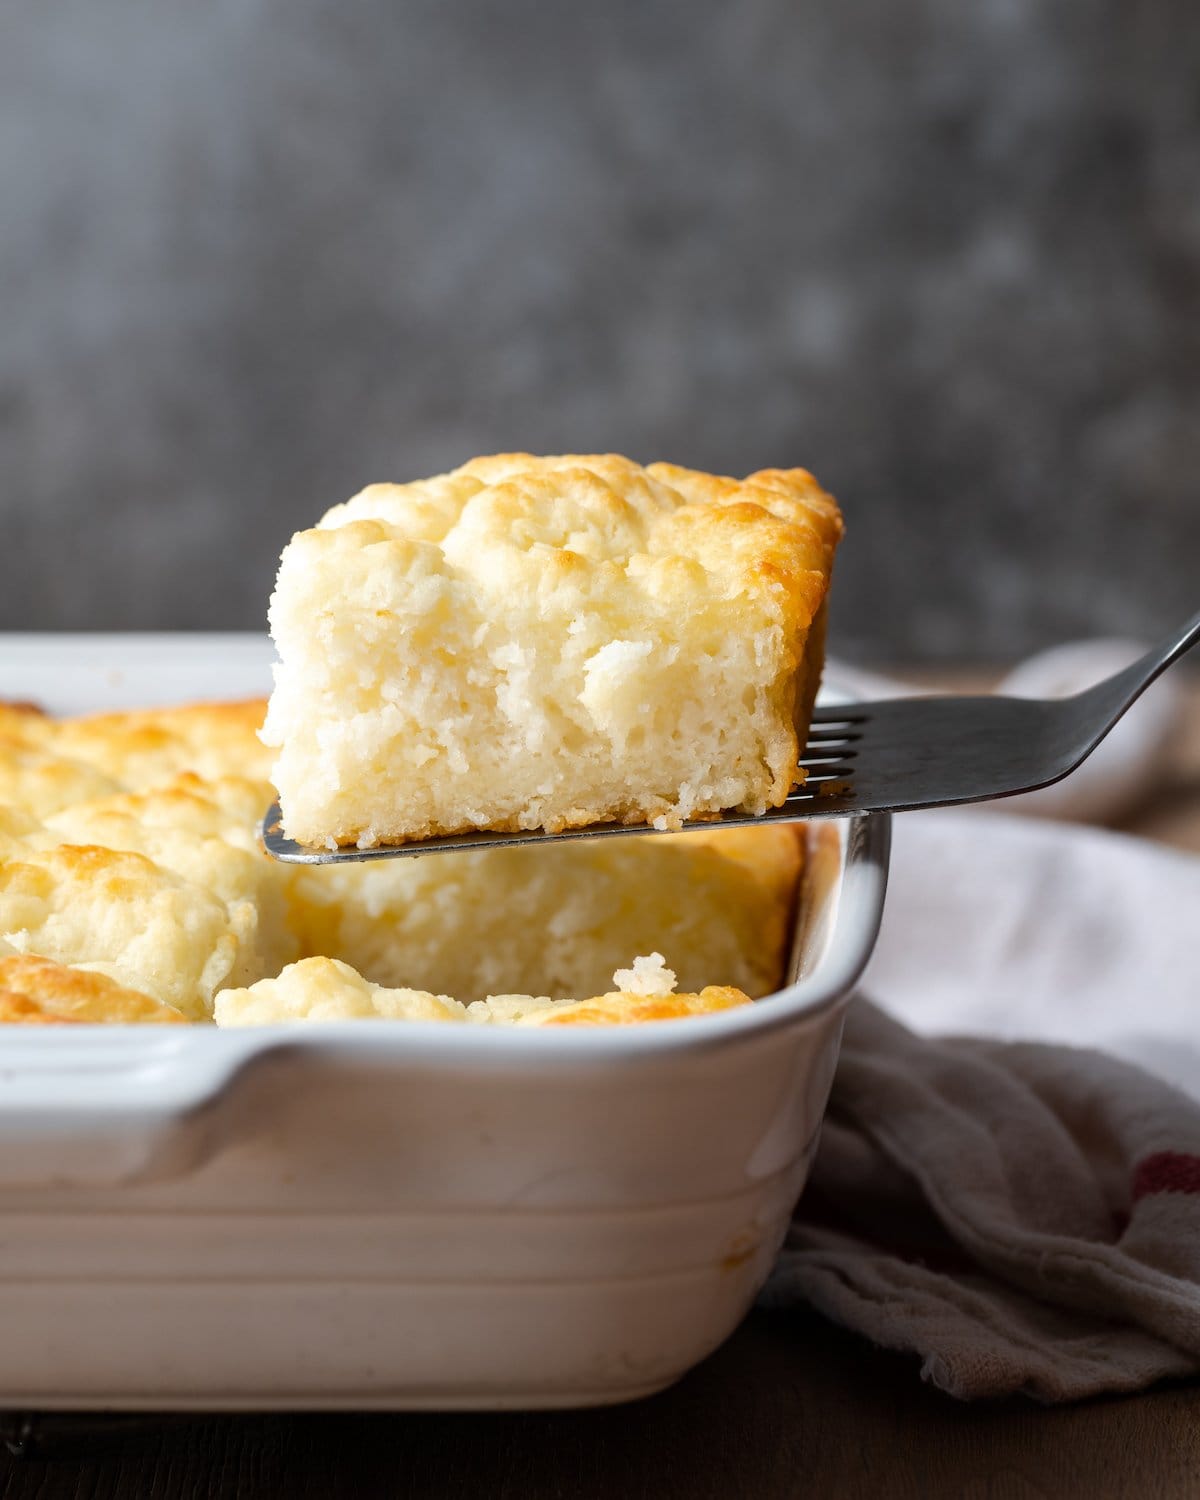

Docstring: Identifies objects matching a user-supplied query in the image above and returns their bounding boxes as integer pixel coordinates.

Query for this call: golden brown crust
[0,701,52,743]
[0,992,69,1023]
[519,985,752,1027]
[0,701,284,1020]
[0,843,239,1019]
[42,782,300,986]
[0,699,273,816]
[212,954,753,1027]
[0,737,126,818]
[0,954,185,1024]
[53,698,273,790]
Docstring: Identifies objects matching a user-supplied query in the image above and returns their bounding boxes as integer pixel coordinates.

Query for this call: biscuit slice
[264,453,842,847]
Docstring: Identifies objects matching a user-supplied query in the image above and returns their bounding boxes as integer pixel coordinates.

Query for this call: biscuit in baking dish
[52,699,276,792]
[0,805,49,854]
[0,843,239,1020]
[44,782,299,987]
[0,952,185,1024]
[213,956,467,1024]
[0,699,276,814]
[263,453,842,847]
[0,738,125,819]
[0,700,295,1018]
[212,951,750,1027]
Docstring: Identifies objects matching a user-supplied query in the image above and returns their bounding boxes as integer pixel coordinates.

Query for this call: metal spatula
[262,609,1199,865]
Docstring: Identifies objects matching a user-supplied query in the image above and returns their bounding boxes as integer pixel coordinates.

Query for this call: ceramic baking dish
[0,634,890,1411]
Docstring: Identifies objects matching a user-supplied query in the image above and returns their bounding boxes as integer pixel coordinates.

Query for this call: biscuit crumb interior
[264,453,841,847]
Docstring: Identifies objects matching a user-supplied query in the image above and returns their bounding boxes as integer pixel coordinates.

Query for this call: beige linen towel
[761,794,1200,1401]
[763,999,1200,1401]
[762,649,1198,1399]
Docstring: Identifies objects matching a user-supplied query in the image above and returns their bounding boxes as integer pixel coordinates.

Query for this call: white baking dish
[0,634,890,1411]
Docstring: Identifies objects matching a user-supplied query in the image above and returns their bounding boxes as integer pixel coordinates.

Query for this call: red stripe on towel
[1132,1152,1200,1201]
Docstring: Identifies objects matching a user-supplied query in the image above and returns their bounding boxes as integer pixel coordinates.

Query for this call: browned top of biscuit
[524,985,751,1027]
[0,953,186,1024]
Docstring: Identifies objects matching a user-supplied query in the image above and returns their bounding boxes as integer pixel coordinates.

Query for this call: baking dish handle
[0,1031,273,1188]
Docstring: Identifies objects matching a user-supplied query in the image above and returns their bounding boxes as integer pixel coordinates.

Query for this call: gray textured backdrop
[1,0,1197,659]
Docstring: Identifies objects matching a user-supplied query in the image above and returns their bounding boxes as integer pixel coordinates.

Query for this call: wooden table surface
[2,676,1198,1500]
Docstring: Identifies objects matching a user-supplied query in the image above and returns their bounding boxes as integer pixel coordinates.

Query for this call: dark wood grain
[3,1313,1199,1500]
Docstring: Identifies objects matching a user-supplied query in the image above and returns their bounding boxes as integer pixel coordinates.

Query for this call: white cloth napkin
[872,810,1200,1102]
[763,993,1200,1402]
[761,646,1200,1402]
